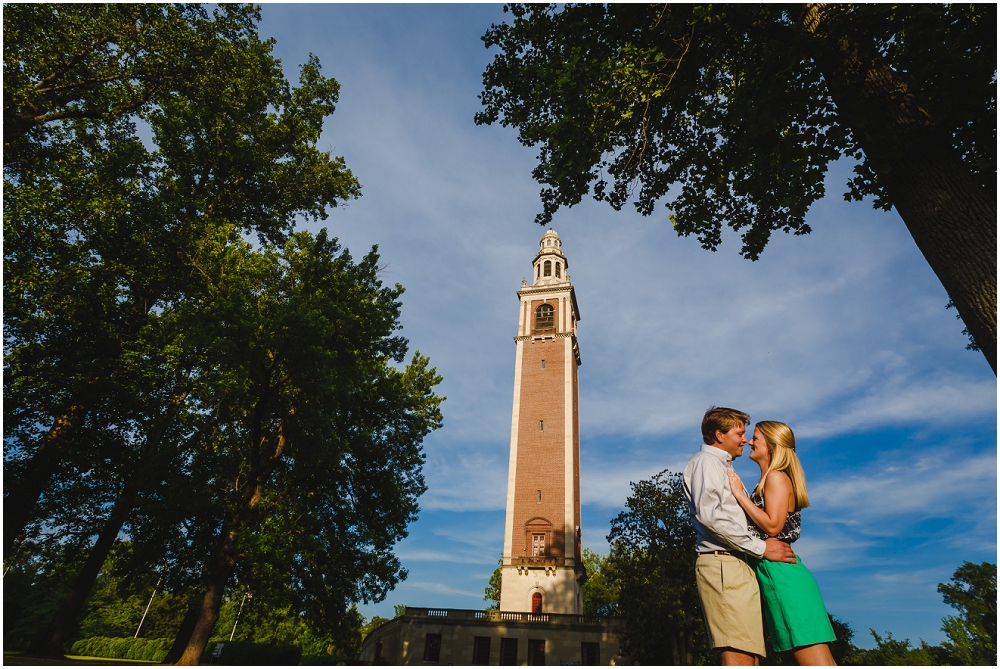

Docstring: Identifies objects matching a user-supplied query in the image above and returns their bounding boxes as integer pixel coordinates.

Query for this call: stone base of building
[499,562,583,614]
[358,607,630,666]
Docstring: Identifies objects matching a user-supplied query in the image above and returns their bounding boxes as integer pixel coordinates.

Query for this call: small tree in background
[580,549,617,617]
[938,561,997,665]
[360,613,391,642]
[606,470,710,665]
[484,557,502,611]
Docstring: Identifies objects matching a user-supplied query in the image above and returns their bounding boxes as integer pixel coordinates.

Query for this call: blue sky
[257,4,997,648]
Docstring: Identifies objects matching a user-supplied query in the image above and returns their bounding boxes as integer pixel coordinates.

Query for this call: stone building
[356,607,625,665]
[358,231,627,665]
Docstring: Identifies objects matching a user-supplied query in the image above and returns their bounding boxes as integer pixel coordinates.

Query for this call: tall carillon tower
[500,229,584,615]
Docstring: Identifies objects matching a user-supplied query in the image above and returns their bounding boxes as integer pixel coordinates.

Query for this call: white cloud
[810,450,997,528]
[395,549,496,565]
[407,581,484,599]
[796,379,999,438]
[419,442,510,512]
[790,533,879,572]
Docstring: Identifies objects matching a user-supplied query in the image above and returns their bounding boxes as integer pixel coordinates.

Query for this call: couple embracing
[683,407,836,665]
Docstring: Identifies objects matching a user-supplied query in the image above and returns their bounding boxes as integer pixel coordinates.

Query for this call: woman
[727,421,837,665]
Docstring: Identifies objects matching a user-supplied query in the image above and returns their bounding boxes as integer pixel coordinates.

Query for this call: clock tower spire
[500,229,584,614]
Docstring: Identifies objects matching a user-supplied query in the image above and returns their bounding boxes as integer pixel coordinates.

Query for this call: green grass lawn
[3,653,161,666]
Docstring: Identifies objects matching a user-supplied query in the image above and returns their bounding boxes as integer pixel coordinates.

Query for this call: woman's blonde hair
[752,421,810,509]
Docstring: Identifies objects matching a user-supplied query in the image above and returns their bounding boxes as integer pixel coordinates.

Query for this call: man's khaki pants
[695,553,766,657]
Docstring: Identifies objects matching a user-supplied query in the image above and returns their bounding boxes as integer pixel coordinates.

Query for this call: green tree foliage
[580,549,618,617]
[21,561,367,662]
[5,5,442,664]
[843,630,940,666]
[360,616,391,642]
[827,616,858,666]
[938,561,997,665]
[484,556,502,611]
[210,594,364,660]
[4,1,361,561]
[478,4,997,372]
[77,572,188,641]
[158,231,443,664]
[605,470,710,665]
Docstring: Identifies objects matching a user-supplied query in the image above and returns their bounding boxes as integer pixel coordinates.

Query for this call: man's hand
[762,537,797,563]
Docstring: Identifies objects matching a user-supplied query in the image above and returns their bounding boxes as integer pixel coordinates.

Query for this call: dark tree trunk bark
[163,598,204,664]
[34,483,136,657]
[175,527,240,666]
[666,615,681,665]
[32,391,189,655]
[4,403,87,558]
[172,415,286,665]
[802,4,997,373]
[4,287,169,560]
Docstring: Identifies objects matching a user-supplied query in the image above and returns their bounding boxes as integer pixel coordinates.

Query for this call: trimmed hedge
[69,636,171,662]
[202,641,302,666]
[70,636,304,665]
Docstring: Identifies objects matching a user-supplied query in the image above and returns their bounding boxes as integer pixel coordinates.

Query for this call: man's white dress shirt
[683,444,766,557]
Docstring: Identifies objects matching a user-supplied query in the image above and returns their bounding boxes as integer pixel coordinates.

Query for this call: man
[683,407,797,666]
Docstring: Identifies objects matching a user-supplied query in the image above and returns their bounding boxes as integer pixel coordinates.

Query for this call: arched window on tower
[555,262,561,278]
[543,260,551,277]
[536,263,540,278]
[532,592,543,614]
[535,303,554,330]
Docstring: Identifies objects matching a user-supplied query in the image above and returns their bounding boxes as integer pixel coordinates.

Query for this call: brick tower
[499,229,584,615]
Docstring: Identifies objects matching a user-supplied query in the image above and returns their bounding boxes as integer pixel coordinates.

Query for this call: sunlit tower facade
[499,229,585,615]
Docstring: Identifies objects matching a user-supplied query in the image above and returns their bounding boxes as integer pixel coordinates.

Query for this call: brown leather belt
[701,550,746,558]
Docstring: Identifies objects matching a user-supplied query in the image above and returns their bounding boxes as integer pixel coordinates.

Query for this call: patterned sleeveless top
[747,490,801,542]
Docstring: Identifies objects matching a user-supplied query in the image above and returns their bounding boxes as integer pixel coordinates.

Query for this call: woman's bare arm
[759,471,792,536]
[726,469,773,533]
[726,469,791,536]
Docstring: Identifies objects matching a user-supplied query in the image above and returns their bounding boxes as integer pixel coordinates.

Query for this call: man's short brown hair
[701,406,750,445]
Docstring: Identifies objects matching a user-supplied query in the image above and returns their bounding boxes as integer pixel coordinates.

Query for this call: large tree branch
[3,403,88,559]
[802,4,997,373]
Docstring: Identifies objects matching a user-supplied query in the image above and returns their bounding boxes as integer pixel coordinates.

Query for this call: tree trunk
[175,526,240,665]
[33,390,189,655]
[5,287,169,560]
[163,598,204,664]
[35,483,136,657]
[4,403,87,558]
[667,617,681,665]
[173,413,286,665]
[802,4,997,373]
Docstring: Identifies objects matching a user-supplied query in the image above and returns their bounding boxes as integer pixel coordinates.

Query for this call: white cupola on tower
[532,229,568,286]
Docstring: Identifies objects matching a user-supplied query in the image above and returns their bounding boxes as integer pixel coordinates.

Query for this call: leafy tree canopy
[478,4,996,371]
[4,2,363,562]
[605,469,710,665]
[938,561,997,665]
[4,5,443,665]
[580,548,618,618]
[484,556,502,611]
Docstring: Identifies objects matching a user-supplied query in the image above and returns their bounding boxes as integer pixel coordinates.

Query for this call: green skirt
[755,556,836,653]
